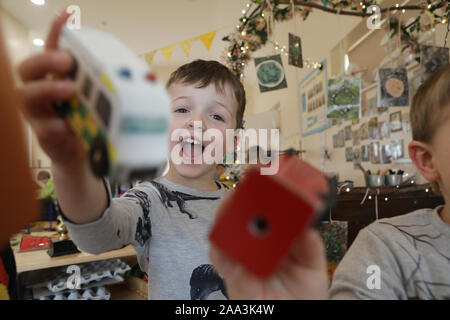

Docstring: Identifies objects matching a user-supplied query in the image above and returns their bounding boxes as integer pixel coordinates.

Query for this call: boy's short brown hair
[166,60,246,129]
[410,64,450,193]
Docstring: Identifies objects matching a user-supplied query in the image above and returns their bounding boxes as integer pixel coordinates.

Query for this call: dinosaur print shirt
[329,206,450,299]
[63,177,230,300]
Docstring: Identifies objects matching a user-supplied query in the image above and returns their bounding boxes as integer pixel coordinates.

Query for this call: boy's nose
[186,117,206,131]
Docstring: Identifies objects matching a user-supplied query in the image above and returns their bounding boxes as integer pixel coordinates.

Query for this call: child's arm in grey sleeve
[329,225,407,300]
[62,179,152,254]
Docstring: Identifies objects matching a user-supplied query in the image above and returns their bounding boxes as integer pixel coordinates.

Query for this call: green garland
[223,0,450,78]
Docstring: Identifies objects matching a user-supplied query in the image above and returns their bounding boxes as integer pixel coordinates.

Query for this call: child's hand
[210,219,329,300]
[18,12,86,168]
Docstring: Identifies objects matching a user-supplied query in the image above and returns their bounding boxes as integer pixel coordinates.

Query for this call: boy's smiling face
[167,81,238,182]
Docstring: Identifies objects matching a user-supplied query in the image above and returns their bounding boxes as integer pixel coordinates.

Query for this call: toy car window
[121,116,167,134]
[82,75,93,100]
[68,58,79,80]
[96,92,111,129]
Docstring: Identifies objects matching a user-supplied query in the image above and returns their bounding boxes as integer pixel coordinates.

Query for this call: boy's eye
[174,108,189,113]
[211,114,224,122]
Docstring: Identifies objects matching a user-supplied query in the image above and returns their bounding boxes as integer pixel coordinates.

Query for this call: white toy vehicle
[56,26,171,182]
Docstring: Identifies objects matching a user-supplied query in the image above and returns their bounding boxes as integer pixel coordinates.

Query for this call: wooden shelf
[14,245,136,274]
[11,221,137,274]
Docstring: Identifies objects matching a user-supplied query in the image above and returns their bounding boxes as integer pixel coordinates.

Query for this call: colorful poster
[319,221,348,280]
[327,77,361,119]
[378,68,409,107]
[361,145,370,162]
[288,33,303,68]
[381,144,392,164]
[379,121,390,139]
[390,111,402,132]
[368,117,379,139]
[299,59,329,137]
[420,45,449,76]
[344,125,352,141]
[370,141,381,164]
[359,122,369,140]
[255,54,288,93]
[391,139,404,160]
[336,129,345,148]
[345,147,353,162]
[352,130,360,146]
[353,147,362,169]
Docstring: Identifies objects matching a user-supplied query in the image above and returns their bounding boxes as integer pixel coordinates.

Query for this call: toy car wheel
[89,138,109,177]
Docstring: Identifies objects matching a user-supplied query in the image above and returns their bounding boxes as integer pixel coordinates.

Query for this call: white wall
[0,7,29,67]
[1,7,51,170]
[300,21,448,187]
[2,1,447,186]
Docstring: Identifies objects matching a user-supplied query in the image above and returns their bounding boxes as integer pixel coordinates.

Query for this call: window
[96,92,111,129]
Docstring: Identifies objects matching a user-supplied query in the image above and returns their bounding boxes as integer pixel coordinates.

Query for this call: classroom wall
[298,18,448,187]
[137,7,439,189]
[0,7,29,67]
[1,7,51,173]
[153,11,361,161]
[2,2,448,187]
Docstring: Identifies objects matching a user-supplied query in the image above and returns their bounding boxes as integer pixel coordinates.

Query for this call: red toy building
[209,151,336,279]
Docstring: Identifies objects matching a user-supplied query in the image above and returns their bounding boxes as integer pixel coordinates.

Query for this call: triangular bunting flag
[142,50,156,65]
[179,38,196,57]
[161,44,176,62]
[198,31,216,51]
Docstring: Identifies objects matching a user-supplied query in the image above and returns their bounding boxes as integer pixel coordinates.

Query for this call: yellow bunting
[143,50,156,65]
[141,29,217,63]
[161,44,176,62]
[179,38,196,57]
[198,31,216,51]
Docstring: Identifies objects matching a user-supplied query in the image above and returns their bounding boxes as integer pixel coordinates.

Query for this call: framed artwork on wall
[390,111,403,132]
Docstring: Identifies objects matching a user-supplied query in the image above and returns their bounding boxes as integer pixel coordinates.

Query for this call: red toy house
[209,151,336,279]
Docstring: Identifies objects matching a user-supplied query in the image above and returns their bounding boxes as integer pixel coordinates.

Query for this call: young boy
[329,64,450,299]
[18,12,328,300]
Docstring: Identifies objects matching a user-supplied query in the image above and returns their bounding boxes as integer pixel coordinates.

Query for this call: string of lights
[223,0,449,79]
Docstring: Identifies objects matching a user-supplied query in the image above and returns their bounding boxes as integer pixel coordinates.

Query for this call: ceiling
[0,0,246,54]
[0,0,361,69]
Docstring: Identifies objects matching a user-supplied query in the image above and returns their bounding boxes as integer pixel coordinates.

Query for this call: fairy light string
[223,0,450,79]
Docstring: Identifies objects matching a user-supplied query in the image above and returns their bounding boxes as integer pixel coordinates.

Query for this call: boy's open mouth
[179,136,205,163]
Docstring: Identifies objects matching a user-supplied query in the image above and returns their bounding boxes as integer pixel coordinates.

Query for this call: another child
[329,64,450,299]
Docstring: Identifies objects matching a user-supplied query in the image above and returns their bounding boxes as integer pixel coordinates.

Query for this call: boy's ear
[408,140,440,182]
